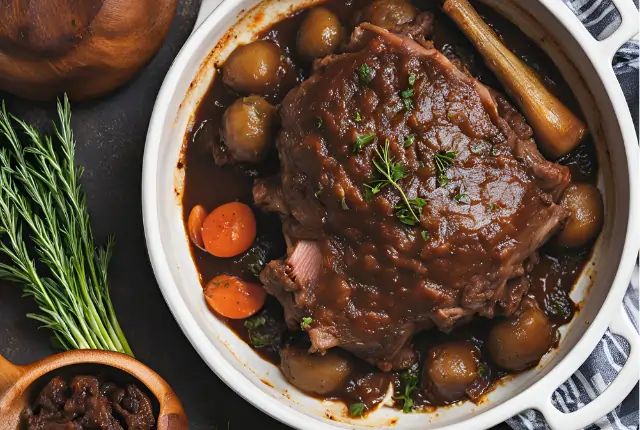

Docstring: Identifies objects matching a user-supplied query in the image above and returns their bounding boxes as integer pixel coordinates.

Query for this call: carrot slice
[187,205,208,250]
[202,202,256,258]
[204,274,266,319]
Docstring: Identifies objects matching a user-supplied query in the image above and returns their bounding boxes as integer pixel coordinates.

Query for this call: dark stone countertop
[0,1,511,429]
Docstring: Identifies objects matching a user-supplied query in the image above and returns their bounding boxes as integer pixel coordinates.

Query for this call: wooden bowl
[0,350,187,429]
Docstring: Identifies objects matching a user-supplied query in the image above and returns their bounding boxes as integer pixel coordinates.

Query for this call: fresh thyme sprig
[364,139,424,225]
[0,96,133,356]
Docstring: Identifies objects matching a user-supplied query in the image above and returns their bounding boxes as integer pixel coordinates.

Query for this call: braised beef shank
[256,25,570,370]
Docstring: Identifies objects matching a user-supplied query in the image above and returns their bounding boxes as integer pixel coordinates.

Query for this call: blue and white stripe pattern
[508,1,639,429]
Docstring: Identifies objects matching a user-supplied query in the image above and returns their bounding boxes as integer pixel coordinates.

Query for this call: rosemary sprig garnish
[0,96,133,355]
[433,151,456,187]
[364,139,424,225]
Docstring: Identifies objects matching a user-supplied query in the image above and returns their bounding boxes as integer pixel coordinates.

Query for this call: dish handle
[532,307,639,430]
[0,354,24,400]
[597,0,639,60]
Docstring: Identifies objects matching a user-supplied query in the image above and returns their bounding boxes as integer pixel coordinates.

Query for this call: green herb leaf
[434,151,456,188]
[394,369,419,413]
[353,133,376,153]
[244,316,266,330]
[400,88,415,99]
[489,203,498,211]
[315,184,323,198]
[355,112,362,122]
[316,117,323,129]
[403,135,416,148]
[341,197,349,211]
[395,198,427,226]
[421,231,429,241]
[301,317,313,328]
[490,146,499,156]
[349,403,365,417]
[408,74,416,86]
[455,193,471,205]
[357,64,373,85]
[400,83,415,111]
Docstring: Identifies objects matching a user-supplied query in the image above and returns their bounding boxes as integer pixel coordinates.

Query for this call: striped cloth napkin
[508,1,639,429]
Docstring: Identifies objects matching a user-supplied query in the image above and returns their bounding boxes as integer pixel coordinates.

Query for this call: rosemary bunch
[0,96,133,356]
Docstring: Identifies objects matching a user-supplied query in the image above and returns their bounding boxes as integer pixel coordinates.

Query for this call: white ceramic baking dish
[142,0,640,428]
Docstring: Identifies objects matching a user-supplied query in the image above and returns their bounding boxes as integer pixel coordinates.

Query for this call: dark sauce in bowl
[180,0,598,415]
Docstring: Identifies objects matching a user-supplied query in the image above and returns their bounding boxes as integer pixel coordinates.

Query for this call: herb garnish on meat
[434,151,456,187]
[455,193,471,204]
[395,198,427,226]
[357,63,373,85]
[300,317,313,328]
[403,135,415,148]
[353,133,376,153]
[0,97,132,355]
[364,139,425,225]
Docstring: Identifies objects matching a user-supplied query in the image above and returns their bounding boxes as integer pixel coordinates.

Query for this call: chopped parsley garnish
[490,146,499,156]
[364,140,425,226]
[433,151,456,187]
[400,88,414,99]
[349,403,365,417]
[395,198,427,226]
[400,83,415,111]
[394,369,419,413]
[357,64,373,85]
[315,184,323,198]
[341,197,349,210]
[244,316,266,330]
[455,193,471,205]
[300,317,313,329]
[353,133,376,153]
[421,231,429,241]
[408,74,416,86]
[316,117,323,129]
[478,363,490,377]
[489,203,498,211]
[403,135,416,148]
[355,112,362,122]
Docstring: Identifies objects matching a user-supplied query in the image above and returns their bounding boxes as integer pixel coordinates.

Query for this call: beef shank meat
[258,24,570,370]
